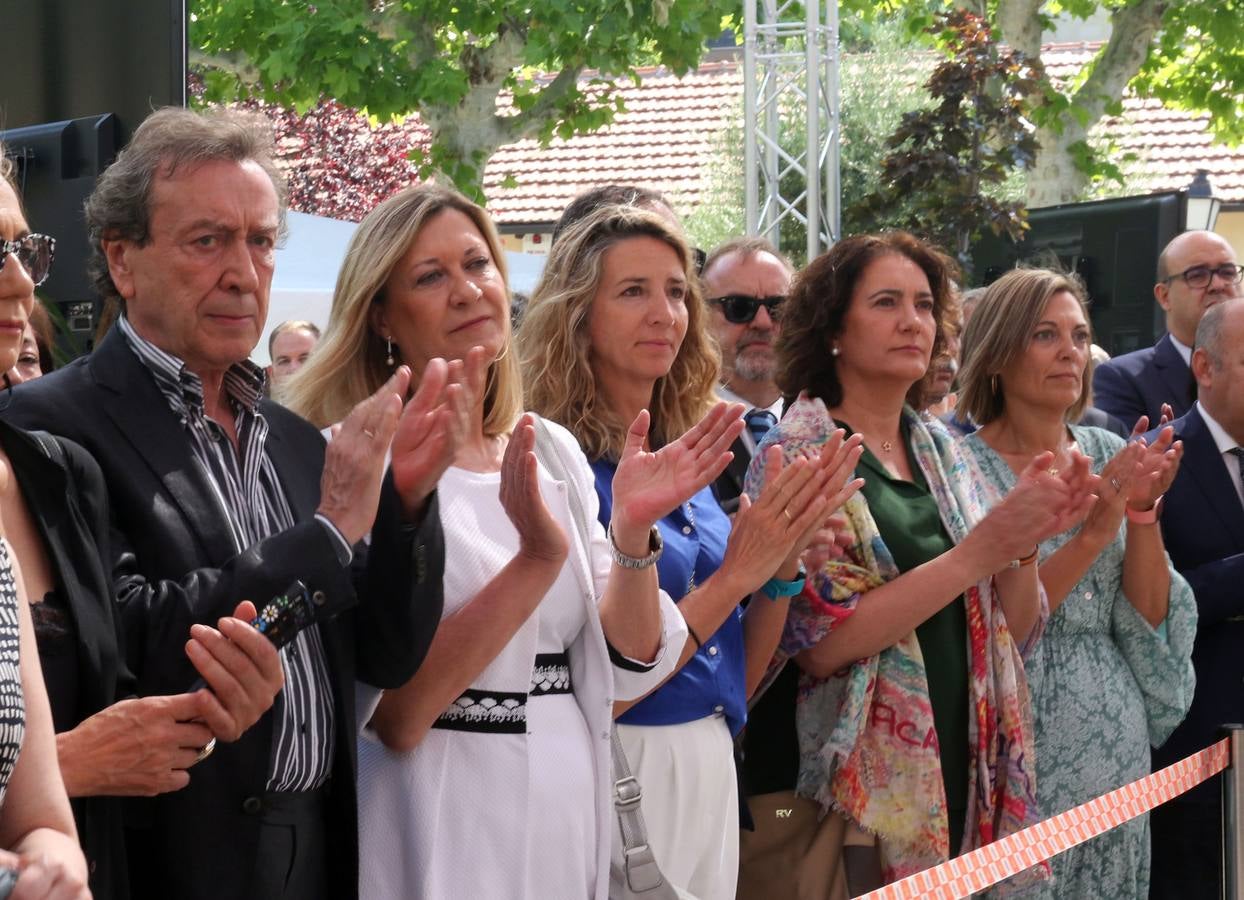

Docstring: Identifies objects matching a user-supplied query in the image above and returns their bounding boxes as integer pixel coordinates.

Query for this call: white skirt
[615,715,739,900]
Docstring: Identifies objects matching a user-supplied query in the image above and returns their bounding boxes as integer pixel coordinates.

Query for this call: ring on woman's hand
[362,428,376,439]
[1048,467,1059,476]
[1109,476,1122,492]
[193,738,216,765]
[782,508,792,523]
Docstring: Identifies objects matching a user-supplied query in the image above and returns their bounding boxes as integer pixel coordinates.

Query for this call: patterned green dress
[962,425,1197,898]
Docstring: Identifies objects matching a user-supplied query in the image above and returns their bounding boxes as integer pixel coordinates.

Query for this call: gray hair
[85,107,287,306]
[701,235,793,283]
[1194,297,1244,368]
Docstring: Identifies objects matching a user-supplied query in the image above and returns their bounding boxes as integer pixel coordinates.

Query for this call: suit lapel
[1176,407,1244,546]
[262,405,319,521]
[89,329,238,564]
[0,423,119,713]
[1153,335,1195,417]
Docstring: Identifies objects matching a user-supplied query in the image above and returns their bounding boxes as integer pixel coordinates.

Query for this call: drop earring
[385,337,395,367]
[831,345,840,357]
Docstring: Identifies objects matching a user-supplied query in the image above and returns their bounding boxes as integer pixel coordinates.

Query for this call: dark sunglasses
[1164,262,1244,290]
[0,234,55,287]
[708,294,785,325]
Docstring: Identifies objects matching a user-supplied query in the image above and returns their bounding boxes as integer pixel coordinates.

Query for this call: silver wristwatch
[607,522,664,569]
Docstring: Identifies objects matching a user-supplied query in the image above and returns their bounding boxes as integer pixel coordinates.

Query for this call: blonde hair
[518,204,719,460]
[281,184,522,435]
[958,267,1093,425]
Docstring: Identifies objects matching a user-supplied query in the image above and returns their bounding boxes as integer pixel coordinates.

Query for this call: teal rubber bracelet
[760,569,806,601]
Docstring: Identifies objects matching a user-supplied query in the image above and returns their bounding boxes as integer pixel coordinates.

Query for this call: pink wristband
[1126,495,1164,525]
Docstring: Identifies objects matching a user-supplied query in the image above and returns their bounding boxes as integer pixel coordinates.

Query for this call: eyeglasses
[0,234,55,287]
[708,294,785,325]
[1164,263,1244,290]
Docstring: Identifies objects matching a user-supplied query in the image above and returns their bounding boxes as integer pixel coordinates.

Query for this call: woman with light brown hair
[519,203,862,898]
[957,266,1195,898]
[285,183,757,899]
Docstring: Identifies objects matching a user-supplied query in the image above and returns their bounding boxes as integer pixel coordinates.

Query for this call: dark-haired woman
[751,231,1095,891]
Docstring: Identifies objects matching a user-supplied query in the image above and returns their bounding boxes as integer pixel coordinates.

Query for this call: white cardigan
[355,416,688,899]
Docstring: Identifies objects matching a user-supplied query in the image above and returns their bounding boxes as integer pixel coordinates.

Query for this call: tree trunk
[1027,124,1091,208]
[1022,0,1167,207]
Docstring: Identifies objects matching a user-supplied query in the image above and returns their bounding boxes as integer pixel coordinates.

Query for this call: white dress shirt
[1197,400,1244,507]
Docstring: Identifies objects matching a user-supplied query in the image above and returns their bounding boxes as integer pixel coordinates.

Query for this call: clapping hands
[972,449,1099,572]
[607,401,745,548]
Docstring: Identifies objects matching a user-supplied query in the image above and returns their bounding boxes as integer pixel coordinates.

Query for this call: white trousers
[616,716,739,900]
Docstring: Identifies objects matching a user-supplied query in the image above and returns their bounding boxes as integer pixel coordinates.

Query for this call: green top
[848,422,969,852]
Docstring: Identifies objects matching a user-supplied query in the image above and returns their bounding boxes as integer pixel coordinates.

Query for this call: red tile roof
[245,43,1244,225]
[1042,41,1244,203]
[482,62,743,225]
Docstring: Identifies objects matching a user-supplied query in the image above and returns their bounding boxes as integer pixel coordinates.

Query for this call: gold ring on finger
[782,508,792,524]
[193,738,217,766]
[362,429,376,439]
[1109,476,1122,492]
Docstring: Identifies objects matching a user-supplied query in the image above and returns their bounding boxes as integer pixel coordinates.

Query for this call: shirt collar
[118,315,267,421]
[1197,400,1239,456]
[1168,333,1193,367]
[716,383,784,418]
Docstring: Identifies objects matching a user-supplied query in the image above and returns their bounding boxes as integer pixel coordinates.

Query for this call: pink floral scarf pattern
[747,395,1044,884]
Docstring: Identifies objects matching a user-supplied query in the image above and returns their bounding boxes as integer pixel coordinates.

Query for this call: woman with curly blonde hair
[519,203,863,898]
[284,183,766,899]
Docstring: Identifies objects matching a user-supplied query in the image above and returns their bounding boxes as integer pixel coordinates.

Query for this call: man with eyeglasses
[702,237,792,516]
[1094,230,1243,429]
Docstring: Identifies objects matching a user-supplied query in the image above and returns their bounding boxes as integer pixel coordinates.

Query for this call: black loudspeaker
[972,191,1186,356]
[2,115,120,358]
[0,0,186,358]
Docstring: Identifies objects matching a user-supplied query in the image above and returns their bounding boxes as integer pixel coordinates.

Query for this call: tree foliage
[190,0,736,198]
[849,11,1039,271]
[842,0,1244,205]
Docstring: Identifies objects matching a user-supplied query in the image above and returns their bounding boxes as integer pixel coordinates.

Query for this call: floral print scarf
[747,395,1043,884]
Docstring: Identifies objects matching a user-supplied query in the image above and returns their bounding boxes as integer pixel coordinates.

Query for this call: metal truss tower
[743,0,841,261]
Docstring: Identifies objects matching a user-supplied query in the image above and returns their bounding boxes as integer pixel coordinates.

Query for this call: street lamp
[1185,169,1222,231]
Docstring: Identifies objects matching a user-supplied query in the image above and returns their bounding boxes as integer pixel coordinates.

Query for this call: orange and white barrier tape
[855,736,1232,900]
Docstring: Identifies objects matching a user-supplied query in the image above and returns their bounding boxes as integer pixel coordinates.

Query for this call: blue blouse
[591,459,747,736]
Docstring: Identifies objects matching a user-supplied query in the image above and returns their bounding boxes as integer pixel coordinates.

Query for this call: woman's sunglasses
[0,234,56,287]
[707,294,785,325]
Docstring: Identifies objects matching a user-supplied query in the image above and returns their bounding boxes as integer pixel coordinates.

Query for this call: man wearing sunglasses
[1094,229,1242,429]
[702,237,793,517]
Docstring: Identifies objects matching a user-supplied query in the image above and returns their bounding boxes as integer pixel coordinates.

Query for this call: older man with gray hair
[703,236,793,514]
[1146,296,1244,898]
[4,107,454,900]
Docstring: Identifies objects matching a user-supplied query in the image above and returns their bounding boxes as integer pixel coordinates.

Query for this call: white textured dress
[355,418,687,900]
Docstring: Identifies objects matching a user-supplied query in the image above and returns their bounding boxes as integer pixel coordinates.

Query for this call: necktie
[744,408,777,448]
[1229,448,1244,504]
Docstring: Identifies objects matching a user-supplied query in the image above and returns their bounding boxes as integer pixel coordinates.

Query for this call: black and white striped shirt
[119,316,336,792]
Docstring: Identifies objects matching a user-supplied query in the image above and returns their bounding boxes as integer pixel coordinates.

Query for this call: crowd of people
[0,103,1236,900]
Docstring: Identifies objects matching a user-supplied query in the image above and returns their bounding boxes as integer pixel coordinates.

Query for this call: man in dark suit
[1094,230,1241,428]
[4,108,449,900]
[704,237,792,514]
[1148,296,1244,898]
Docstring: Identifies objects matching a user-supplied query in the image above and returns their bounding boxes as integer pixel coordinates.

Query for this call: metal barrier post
[1223,724,1244,900]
